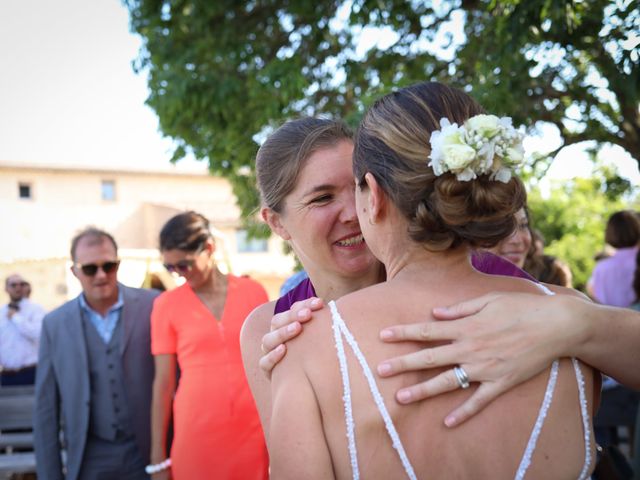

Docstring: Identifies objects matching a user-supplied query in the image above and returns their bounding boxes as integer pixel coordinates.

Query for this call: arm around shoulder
[561,295,640,389]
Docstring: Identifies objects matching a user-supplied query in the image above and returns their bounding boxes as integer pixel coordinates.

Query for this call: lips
[335,233,365,247]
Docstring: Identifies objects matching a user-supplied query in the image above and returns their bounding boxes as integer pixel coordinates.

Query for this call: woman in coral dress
[149,211,269,480]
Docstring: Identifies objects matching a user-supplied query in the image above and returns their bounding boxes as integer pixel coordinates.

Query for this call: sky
[0,0,638,185]
[0,0,201,172]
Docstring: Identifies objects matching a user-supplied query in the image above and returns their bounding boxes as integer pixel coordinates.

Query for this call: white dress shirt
[0,298,46,370]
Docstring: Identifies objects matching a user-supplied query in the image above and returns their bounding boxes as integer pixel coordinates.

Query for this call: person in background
[488,207,573,287]
[149,211,269,479]
[488,207,532,270]
[34,227,159,480]
[0,274,45,386]
[586,210,640,453]
[588,210,640,307]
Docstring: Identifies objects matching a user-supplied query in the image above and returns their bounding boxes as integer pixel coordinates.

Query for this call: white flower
[466,114,502,138]
[492,167,512,183]
[428,113,525,182]
[441,143,476,170]
[503,146,524,165]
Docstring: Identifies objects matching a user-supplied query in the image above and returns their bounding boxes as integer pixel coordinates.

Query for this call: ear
[70,264,79,280]
[363,172,387,224]
[204,238,216,255]
[261,207,291,241]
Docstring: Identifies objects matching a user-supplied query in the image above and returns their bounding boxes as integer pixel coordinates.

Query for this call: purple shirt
[588,246,638,308]
[274,251,535,313]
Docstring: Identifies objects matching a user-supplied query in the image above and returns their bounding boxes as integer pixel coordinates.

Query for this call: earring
[368,217,375,226]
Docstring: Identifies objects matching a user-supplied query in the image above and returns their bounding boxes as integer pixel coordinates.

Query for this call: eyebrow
[300,183,335,199]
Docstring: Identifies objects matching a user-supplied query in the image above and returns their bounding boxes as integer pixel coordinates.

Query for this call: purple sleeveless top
[274,251,536,313]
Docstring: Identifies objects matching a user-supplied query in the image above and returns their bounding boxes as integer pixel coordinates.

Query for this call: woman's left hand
[376,292,575,427]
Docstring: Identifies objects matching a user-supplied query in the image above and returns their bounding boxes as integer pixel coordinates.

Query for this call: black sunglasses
[74,261,120,276]
[8,281,28,288]
[163,246,206,275]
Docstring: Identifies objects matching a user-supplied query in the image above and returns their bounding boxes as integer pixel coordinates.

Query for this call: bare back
[269,268,596,479]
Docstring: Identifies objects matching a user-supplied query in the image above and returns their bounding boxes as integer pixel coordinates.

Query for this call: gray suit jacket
[34,284,159,480]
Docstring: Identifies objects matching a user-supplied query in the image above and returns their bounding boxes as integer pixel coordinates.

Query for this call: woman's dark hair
[256,117,353,213]
[159,211,212,252]
[353,81,526,251]
[605,210,640,248]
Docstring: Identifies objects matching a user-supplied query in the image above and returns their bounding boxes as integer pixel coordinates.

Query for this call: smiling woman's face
[265,140,379,283]
[489,208,532,268]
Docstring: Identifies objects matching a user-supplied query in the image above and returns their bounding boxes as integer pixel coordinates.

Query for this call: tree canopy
[124,0,639,222]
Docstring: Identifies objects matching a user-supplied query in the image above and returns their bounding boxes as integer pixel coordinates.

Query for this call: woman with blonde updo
[267,82,597,479]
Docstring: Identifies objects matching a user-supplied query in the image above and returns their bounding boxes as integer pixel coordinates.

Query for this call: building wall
[0,162,295,309]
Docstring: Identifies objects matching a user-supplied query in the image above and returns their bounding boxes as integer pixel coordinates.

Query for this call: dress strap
[330,301,360,479]
[329,301,417,480]
[514,360,560,479]
[572,358,594,480]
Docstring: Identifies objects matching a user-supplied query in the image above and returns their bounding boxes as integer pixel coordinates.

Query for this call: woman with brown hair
[264,82,597,478]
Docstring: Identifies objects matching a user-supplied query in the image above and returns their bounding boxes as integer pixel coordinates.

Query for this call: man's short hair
[70,227,118,261]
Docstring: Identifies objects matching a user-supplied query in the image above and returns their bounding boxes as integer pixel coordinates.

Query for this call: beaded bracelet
[145,458,172,475]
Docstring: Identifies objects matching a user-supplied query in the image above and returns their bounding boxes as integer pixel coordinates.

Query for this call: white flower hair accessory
[428,114,525,183]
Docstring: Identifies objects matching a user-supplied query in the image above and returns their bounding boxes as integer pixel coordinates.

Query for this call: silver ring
[453,366,470,389]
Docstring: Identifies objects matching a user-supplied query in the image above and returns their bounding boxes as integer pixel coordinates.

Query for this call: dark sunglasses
[74,261,120,276]
[163,246,206,275]
[8,281,28,288]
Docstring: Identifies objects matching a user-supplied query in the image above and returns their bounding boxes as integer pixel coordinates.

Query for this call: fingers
[262,321,302,354]
[378,344,464,377]
[380,320,463,344]
[392,368,505,428]
[270,297,323,330]
[395,367,463,404]
[443,383,503,427]
[431,292,502,320]
[259,344,286,379]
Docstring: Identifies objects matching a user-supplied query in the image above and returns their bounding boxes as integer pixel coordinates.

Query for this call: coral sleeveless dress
[151,275,269,480]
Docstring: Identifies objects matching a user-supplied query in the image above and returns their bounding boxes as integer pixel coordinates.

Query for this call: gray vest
[83,315,134,441]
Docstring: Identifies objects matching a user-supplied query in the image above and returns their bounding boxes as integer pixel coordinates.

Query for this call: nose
[339,190,358,224]
[94,266,108,280]
[506,228,525,246]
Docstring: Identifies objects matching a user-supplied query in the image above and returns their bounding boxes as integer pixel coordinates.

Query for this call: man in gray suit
[34,227,159,480]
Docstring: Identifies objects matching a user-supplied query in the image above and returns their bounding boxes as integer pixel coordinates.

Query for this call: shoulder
[274,278,315,314]
[472,251,536,281]
[121,284,161,303]
[43,297,79,325]
[241,300,276,346]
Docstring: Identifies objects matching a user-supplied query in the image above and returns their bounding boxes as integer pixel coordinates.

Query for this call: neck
[385,243,472,285]
[194,265,226,294]
[86,297,118,317]
[309,263,384,302]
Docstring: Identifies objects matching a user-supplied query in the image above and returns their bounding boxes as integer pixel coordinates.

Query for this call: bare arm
[150,354,177,480]
[377,291,640,426]
[269,340,334,479]
[240,301,279,438]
